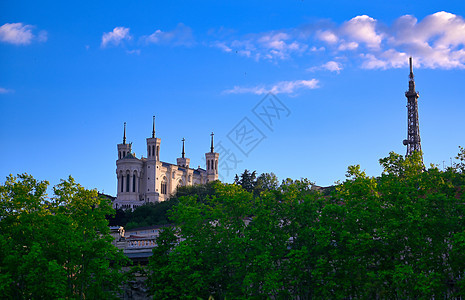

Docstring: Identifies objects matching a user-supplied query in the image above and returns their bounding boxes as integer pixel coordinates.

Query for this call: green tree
[254,172,279,196]
[455,145,465,173]
[0,174,130,299]
[235,169,257,193]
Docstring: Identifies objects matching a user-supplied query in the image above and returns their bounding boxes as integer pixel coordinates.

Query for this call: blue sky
[1,0,464,195]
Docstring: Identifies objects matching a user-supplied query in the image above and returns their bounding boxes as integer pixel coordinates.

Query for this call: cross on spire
[152,116,155,138]
[123,122,126,144]
[210,132,214,153]
[182,138,185,158]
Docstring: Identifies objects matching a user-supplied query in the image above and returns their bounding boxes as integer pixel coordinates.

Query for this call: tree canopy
[235,170,279,196]
[148,149,465,299]
[0,174,130,299]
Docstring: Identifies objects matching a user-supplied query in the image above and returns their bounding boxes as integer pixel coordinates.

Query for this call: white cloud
[0,87,14,94]
[212,41,232,52]
[338,41,358,51]
[0,23,47,45]
[101,27,132,48]
[316,30,338,44]
[224,79,319,95]
[322,61,343,73]
[308,61,343,73]
[320,12,465,69]
[142,23,194,46]
[341,15,383,49]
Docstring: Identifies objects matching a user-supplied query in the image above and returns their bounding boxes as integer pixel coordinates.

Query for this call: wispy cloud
[224,79,319,95]
[211,41,232,52]
[215,31,308,61]
[126,49,140,55]
[101,27,132,48]
[142,23,194,46]
[213,11,465,69]
[0,23,47,45]
[101,24,195,51]
[308,61,343,73]
[0,87,14,94]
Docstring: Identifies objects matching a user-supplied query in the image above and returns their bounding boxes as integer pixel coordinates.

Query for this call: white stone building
[114,117,219,210]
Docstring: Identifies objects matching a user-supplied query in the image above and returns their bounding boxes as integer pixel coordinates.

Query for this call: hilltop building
[114,117,219,210]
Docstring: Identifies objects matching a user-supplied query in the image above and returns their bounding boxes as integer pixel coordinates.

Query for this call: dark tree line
[107,181,218,229]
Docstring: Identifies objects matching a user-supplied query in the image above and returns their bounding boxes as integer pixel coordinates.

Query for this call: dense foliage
[0,174,130,299]
[148,148,465,299]
[109,200,177,229]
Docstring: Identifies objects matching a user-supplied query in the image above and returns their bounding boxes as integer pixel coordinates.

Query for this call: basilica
[114,117,219,210]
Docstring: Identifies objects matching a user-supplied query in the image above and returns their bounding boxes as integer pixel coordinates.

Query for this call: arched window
[161,177,167,195]
[121,174,124,192]
[119,152,121,159]
[126,174,130,192]
[152,145,155,158]
[132,174,136,192]
[156,146,160,158]
[123,151,126,158]
[207,160,210,170]
[216,160,218,174]
[148,146,151,157]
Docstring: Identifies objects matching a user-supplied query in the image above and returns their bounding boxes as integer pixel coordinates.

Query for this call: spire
[210,132,214,153]
[152,116,155,138]
[123,122,126,145]
[409,56,414,79]
[408,56,415,92]
[181,138,185,158]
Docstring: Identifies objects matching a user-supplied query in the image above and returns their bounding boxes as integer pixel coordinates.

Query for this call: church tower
[146,116,161,202]
[177,138,190,168]
[205,132,219,182]
[403,57,423,161]
[116,122,143,209]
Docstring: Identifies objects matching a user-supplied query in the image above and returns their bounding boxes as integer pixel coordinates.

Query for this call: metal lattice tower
[403,57,422,160]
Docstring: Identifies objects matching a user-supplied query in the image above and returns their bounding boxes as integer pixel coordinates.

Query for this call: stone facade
[114,119,219,210]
